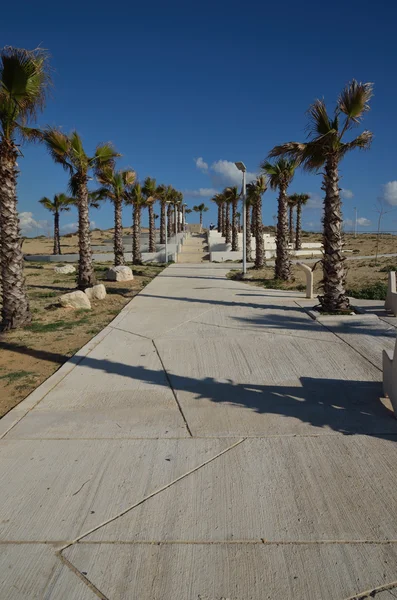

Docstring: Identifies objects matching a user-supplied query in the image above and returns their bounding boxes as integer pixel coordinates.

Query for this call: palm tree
[224,187,240,251]
[0,46,51,330]
[126,182,148,265]
[39,193,74,255]
[247,175,267,269]
[269,80,373,310]
[289,193,310,250]
[287,195,297,245]
[142,177,158,253]
[96,167,136,265]
[211,193,224,233]
[157,184,173,244]
[42,129,119,289]
[261,159,296,280]
[175,191,184,233]
[193,203,208,229]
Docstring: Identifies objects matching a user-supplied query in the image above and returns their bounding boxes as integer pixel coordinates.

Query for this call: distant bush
[379,265,397,272]
[347,282,388,300]
[63,232,76,238]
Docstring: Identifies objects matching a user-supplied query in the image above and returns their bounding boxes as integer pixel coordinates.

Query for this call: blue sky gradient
[2,0,397,235]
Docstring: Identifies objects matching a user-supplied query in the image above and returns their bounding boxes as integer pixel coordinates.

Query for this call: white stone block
[85,284,106,301]
[54,265,76,274]
[60,290,91,309]
[106,265,134,281]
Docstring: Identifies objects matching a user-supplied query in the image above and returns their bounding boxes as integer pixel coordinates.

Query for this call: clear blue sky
[2,0,397,235]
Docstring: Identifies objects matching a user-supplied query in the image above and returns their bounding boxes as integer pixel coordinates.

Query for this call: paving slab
[7,329,188,439]
[63,542,397,600]
[155,334,395,436]
[0,544,97,600]
[0,438,235,541]
[84,436,397,542]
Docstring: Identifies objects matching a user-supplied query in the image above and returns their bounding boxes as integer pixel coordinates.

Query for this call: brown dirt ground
[0,262,164,417]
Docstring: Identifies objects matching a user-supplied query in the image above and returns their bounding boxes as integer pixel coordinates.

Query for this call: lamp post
[235,161,247,274]
[165,201,171,263]
[354,207,358,238]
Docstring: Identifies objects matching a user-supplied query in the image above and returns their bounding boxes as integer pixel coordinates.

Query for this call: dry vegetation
[0,261,164,417]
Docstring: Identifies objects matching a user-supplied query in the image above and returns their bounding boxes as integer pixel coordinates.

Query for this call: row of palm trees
[0,46,185,331]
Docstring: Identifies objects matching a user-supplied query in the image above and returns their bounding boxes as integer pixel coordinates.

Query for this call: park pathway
[178,232,208,263]
[1,263,397,599]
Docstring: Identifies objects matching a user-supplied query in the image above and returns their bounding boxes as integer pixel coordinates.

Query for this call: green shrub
[347,282,388,300]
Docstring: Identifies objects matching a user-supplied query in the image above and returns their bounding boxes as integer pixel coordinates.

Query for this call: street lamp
[235,161,247,274]
[165,201,171,263]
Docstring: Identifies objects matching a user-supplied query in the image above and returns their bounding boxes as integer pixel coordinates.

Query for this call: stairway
[178,234,208,263]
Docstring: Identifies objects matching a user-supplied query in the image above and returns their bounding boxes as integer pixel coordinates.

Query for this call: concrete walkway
[1,264,397,599]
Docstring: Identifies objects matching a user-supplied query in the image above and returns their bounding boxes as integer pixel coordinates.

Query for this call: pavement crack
[152,339,193,437]
[344,580,397,599]
[56,552,109,599]
[58,437,245,554]
[72,479,91,497]
[157,306,216,337]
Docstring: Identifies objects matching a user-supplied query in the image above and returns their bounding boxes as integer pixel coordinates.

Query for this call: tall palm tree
[261,159,296,280]
[211,193,224,233]
[287,195,297,245]
[175,191,184,233]
[289,193,310,250]
[224,187,240,251]
[0,46,51,330]
[193,203,208,229]
[269,80,373,310]
[96,167,136,265]
[157,184,173,244]
[42,129,119,289]
[142,177,158,253]
[126,182,148,265]
[39,193,74,255]
[247,175,267,269]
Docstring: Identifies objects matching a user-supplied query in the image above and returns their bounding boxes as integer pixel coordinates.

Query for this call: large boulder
[106,265,134,282]
[60,290,91,310]
[85,284,106,301]
[54,265,76,274]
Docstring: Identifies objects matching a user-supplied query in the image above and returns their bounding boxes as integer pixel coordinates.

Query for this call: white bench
[385,271,397,316]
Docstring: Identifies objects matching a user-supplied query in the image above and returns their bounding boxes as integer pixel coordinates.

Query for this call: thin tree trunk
[54,211,61,255]
[289,205,294,245]
[246,202,252,262]
[200,212,203,226]
[251,205,256,236]
[320,156,349,311]
[0,140,31,330]
[160,201,166,244]
[167,204,172,239]
[295,202,302,250]
[177,205,182,233]
[77,176,95,289]
[255,196,264,269]
[217,204,221,232]
[231,200,238,251]
[275,183,291,281]
[225,204,231,244]
[114,198,124,266]
[132,203,142,265]
[148,203,156,252]
[222,203,226,237]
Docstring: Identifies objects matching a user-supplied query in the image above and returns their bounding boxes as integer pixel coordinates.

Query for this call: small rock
[60,290,91,310]
[106,265,134,281]
[54,265,76,274]
[85,284,106,301]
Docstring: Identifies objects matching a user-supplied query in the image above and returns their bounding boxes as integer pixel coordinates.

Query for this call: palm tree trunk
[320,156,349,311]
[177,205,182,233]
[222,203,226,237]
[251,205,256,236]
[148,204,156,252]
[231,200,238,251]
[217,204,221,233]
[289,205,294,245]
[132,204,142,265]
[54,211,61,255]
[167,203,172,239]
[246,203,252,262]
[0,140,31,330]
[160,201,166,244]
[77,176,95,289]
[114,198,124,266]
[255,196,264,269]
[275,184,291,281]
[200,212,203,227]
[225,204,231,244]
[295,202,302,250]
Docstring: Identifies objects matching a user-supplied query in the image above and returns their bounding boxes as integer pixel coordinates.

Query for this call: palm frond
[16,125,44,142]
[339,130,373,158]
[42,127,73,173]
[92,142,120,173]
[338,80,374,123]
[39,196,54,211]
[306,99,334,137]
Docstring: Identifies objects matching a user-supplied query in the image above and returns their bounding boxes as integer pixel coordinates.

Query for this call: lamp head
[235,161,246,172]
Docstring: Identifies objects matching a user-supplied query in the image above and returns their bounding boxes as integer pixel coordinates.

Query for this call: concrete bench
[383,342,397,416]
[385,271,397,316]
[296,261,318,299]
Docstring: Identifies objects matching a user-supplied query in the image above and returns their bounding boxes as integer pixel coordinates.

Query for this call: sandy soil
[0,262,164,417]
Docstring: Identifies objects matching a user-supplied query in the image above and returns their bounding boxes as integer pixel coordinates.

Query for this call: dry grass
[0,261,164,417]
